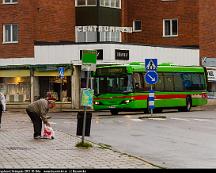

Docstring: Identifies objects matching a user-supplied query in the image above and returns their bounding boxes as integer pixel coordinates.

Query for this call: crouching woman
[26,98,55,139]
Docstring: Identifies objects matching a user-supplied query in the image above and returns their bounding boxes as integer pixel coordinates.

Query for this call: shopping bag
[42,125,55,139]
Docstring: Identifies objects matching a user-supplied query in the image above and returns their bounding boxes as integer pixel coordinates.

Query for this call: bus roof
[96,62,205,74]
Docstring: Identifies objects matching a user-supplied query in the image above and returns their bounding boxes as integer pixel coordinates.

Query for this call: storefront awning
[34,69,72,77]
[0,70,30,77]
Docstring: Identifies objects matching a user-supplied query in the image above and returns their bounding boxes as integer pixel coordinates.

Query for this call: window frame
[3,24,18,44]
[2,0,18,4]
[75,0,97,7]
[133,20,142,32]
[163,18,178,37]
[100,31,121,42]
[100,0,121,9]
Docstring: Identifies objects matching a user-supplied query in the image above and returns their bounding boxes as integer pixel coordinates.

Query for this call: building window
[3,24,18,43]
[2,0,18,4]
[75,0,97,6]
[76,31,97,42]
[100,31,121,42]
[100,0,121,9]
[133,20,142,32]
[163,19,178,37]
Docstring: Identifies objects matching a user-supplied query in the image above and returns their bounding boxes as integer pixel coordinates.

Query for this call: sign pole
[80,50,96,144]
[145,59,158,116]
[150,85,153,116]
[60,78,63,111]
[82,70,90,144]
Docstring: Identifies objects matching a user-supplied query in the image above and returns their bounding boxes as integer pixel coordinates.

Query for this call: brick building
[0,0,214,109]
[0,0,75,58]
[123,0,199,47]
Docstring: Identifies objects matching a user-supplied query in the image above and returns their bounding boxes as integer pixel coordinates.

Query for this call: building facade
[0,0,215,110]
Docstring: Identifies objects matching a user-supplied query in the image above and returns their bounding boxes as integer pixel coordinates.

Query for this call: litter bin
[76,111,92,136]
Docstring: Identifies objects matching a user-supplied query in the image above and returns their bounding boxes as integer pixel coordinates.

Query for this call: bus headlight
[94,101,100,105]
[121,100,132,104]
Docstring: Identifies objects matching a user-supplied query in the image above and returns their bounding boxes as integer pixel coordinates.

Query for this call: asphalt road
[50,107,216,168]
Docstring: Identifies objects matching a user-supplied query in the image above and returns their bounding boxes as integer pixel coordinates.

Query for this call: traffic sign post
[145,58,158,116]
[81,50,97,144]
[149,90,155,116]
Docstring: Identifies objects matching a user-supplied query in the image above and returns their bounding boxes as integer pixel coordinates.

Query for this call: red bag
[42,125,55,139]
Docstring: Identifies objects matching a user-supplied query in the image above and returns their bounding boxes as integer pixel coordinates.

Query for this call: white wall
[0,43,200,66]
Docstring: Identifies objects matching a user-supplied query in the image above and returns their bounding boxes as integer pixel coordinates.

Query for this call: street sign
[82,50,97,64]
[81,64,96,72]
[145,71,158,85]
[58,67,64,79]
[145,59,158,71]
[81,88,94,107]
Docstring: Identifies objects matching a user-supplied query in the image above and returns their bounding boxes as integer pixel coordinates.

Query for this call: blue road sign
[145,71,158,85]
[58,67,64,79]
[145,59,158,71]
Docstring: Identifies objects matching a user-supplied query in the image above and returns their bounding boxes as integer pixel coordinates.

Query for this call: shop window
[0,77,31,102]
[39,76,71,102]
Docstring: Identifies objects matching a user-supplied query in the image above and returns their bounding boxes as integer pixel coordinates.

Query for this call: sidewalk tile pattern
[0,112,156,169]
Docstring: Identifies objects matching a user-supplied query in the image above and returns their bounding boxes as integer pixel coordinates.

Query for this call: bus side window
[155,72,164,91]
[132,73,144,91]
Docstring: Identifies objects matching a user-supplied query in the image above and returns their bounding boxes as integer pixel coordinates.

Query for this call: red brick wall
[0,0,35,58]
[0,0,75,59]
[34,0,75,42]
[199,0,216,58]
[122,0,199,47]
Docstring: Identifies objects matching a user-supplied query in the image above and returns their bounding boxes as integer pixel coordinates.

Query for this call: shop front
[0,69,31,104]
[32,65,73,110]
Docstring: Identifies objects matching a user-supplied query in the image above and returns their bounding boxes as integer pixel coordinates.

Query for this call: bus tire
[179,96,192,112]
[110,110,119,115]
[154,108,163,113]
[144,108,150,114]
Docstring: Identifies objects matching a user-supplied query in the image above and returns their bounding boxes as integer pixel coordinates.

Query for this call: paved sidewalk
[0,112,158,169]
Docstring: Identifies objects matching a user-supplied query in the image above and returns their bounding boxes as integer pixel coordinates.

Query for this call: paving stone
[0,112,157,169]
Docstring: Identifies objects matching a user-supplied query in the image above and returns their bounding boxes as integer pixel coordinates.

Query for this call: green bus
[93,62,208,115]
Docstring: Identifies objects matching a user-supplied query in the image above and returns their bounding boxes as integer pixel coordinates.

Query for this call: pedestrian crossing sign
[58,67,64,79]
[145,59,158,71]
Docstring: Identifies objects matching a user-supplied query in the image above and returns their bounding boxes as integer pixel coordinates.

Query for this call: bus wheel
[144,109,150,114]
[110,110,119,115]
[154,108,163,113]
[179,96,192,112]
